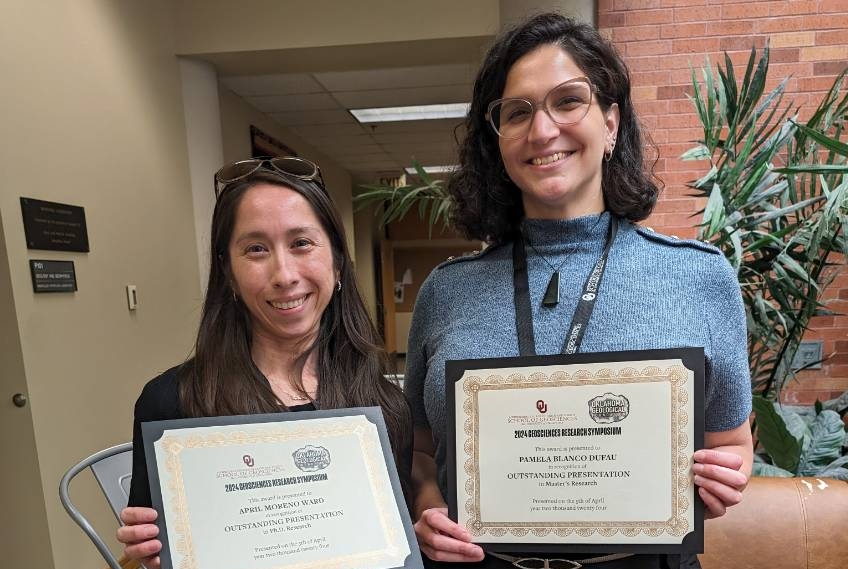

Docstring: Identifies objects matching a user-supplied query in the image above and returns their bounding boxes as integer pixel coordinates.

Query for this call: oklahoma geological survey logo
[588,393,630,424]
[292,445,331,472]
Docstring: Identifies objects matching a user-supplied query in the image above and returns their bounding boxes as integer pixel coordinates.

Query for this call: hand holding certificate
[143,408,423,569]
[446,348,705,556]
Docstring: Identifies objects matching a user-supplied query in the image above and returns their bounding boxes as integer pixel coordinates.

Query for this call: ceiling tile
[220,74,325,96]
[335,85,472,109]
[314,64,478,91]
[269,109,357,126]
[246,93,339,113]
[290,124,368,138]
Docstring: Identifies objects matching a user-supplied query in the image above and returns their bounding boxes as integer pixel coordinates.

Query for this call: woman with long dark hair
[117,158,411,568]
[404,13,752,569]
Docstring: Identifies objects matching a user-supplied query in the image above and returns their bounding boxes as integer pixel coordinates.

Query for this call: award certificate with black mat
[446,348,705,555]
[142,407,423,569]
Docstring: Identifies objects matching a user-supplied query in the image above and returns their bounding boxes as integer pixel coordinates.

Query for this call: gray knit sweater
[404,212,752,499]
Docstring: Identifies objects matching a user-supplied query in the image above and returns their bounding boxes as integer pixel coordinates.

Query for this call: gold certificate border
[460,364,691,540]
[157,416,408,569]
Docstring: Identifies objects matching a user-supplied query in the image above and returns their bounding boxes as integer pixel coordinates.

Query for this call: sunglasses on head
[213,156,325,198]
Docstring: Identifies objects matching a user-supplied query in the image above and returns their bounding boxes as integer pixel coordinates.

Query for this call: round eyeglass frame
[485,77,597,140]
[214,156,325,198]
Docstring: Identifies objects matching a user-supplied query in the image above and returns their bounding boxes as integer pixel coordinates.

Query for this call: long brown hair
[179,169,411,477]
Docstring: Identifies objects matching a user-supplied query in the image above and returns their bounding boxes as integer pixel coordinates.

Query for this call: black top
[127,365,413,509]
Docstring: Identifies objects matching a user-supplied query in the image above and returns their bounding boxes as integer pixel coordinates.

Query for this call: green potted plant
[684,47,848,475]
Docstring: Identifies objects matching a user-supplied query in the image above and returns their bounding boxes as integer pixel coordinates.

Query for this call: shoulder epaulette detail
[435,244,497,270]
[634,225,720,255]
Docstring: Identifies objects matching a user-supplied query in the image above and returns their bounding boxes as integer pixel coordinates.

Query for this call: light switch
[126,284,138,310]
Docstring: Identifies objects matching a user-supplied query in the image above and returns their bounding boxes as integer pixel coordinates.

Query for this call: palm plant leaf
[684,47,848,402]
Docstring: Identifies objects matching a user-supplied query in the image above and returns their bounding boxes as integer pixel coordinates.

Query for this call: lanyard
[512,216,619,356]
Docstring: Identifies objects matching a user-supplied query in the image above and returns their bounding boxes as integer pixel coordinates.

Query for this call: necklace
[524,237,570,308]
[284,392,312,403]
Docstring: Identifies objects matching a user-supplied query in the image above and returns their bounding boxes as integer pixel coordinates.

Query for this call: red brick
[666,126,701,142]
[672,37,721,53]
[626,9,675,25]
[804,14,848,31]
[666,68,696,84]
[706,20,755,35]
[767,62,814,80]
[669,99,697,113]
[800,45,848,62]
[769,1,818,16]
[660,0,708,6]
[674,6,713,22]
[798,75,848,92]
[626,40,674,57]
[633,99,670,114]
[614,0,662,9]
[720,36,767,51]
[631,85,659,101]
[598,12,626,27]
[839,289,848,300]
[653,197,701,213]
[657,84,692,100]
[722,2,770,19]
[657,113,700,129]
[758,16,807,33]
[769,47,800,64]
[770,31,816,48]
[814,61,848,76]
[821,0,848,13]
[613,25,662,42]
[659,53,705,70]
[661,22,707,39]
[625,56,666,72]
[816,30,847,46]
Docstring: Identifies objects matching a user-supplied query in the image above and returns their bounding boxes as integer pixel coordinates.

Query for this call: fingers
[120,507,158,525]
[693,449,743,471]
[414,508,485,563]
[692,461,747,491]
[141,555,161,569]
[698,486,726,519]
[116,523,159,545]
[122,539,162,564]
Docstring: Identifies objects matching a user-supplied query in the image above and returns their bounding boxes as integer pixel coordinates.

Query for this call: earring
[336,280,342,292]
[605,139,616,163]
[232,290,238,302]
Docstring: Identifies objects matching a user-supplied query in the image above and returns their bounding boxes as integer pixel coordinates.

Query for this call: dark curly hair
[448,13,660,244]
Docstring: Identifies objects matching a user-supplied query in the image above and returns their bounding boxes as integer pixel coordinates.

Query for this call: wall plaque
[20,197,90,252]
[30,260,77,293]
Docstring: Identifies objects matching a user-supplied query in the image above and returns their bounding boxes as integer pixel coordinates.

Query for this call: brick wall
[597,0,848,403]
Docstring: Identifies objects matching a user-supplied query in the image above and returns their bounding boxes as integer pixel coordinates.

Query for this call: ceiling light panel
[350,103,470,123]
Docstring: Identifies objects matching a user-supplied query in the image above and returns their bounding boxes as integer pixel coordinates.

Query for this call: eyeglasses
[486,77,596,139]
[213,156,325,198]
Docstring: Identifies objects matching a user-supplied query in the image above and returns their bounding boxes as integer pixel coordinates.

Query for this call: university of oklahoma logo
[536,399,548,414]
[242,454,255,467]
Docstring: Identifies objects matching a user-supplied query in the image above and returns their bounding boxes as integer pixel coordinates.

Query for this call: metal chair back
[59,442,133,569]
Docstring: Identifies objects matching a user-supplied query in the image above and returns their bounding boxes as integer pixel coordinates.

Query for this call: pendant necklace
[524,237,570,308]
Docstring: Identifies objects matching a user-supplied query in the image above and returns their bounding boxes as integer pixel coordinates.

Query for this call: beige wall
[176,0,500,55]
[0,2,201,569]
[218,87,356,259]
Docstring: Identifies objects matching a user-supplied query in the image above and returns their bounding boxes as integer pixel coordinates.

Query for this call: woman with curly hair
[404,13,752,569]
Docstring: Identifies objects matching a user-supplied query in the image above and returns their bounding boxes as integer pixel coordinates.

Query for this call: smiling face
[228,183,337,352]
[498,44,619,220]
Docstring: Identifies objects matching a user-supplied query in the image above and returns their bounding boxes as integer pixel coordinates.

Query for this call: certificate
[142,407,423,569]
[446,348,704,555]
